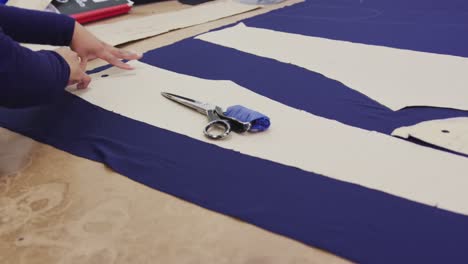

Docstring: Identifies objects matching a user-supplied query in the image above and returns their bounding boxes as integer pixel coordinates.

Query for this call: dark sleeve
[0,30,70,108]
[0,5,75,46]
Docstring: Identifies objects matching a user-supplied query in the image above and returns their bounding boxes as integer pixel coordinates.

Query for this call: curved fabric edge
[1,95,468,263]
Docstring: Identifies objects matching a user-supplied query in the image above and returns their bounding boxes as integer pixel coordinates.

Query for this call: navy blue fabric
[1,94,468,264]
[141,40,468,135]
[248,0,468,57]
[225,105,270,131]
[1,0,468,263]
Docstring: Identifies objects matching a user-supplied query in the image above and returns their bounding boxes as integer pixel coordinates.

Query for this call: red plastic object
[70,4,132,24]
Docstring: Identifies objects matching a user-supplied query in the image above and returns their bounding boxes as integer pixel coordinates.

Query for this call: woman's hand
[54,47,91,89]
[70,22,142,71]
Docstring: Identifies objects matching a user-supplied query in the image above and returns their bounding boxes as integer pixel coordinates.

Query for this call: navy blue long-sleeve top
[0,5,75,108]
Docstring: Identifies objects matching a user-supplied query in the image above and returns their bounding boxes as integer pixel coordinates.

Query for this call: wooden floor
[0,1,352,263]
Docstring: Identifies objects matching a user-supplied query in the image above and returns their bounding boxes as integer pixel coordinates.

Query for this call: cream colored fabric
[6,0,51,10]
[392,118,468,155]
[69,61,468,215]
[196,23,468,111]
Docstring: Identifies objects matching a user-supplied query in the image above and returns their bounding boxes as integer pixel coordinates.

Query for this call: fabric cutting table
[0,1,351,263]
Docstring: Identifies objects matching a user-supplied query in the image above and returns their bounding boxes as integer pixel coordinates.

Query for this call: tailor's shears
[161,92,251,140]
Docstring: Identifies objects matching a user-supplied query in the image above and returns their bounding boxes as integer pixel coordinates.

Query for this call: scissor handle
[204,119,231,140]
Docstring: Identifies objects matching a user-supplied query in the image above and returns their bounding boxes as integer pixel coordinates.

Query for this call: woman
[0,5,141,108]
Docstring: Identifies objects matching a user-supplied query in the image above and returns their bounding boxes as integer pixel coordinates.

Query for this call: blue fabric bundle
[224,105,270,132]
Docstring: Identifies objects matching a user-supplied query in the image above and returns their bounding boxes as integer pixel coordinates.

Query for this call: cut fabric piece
[71,61,468,215]
[392,117,468,156]
[196,23,468,111]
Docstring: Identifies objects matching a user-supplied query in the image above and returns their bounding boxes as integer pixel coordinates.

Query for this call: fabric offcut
[225,105,270,132]
[392,117,468,156]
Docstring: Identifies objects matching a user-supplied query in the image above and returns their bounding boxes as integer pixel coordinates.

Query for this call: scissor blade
[161,92,212,114]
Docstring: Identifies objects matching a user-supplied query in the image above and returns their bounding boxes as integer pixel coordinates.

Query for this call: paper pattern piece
[87,1,259,46]
[22,1,259,51]
[392,117,468,155]
[70,61,468,215]
[196,23,468,111]
[6,0,51,10]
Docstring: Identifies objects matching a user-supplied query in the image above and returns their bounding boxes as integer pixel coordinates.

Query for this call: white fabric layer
[392,118,468,155]
[196,23,468,111]
[70,61,468,215]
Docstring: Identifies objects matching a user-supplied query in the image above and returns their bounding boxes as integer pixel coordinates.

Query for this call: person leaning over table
[0,5,142,108]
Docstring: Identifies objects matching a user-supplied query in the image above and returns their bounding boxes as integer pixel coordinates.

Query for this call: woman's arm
[0,5,141,104]
[0,5,75,46]
[0,30,72,108]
